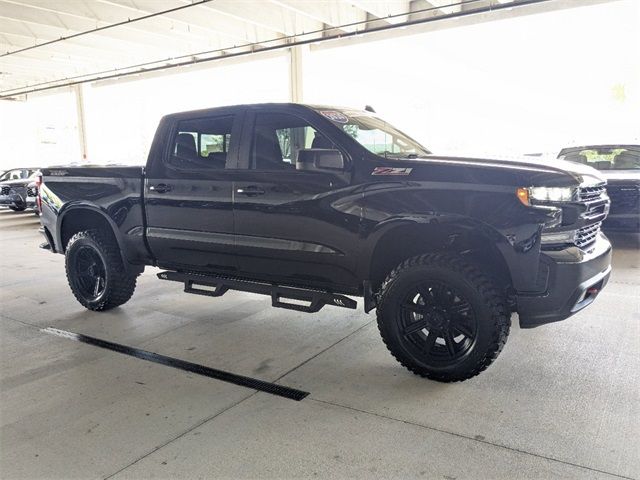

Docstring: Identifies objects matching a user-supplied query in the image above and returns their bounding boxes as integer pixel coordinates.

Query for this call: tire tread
[376,252,510,382]
[65,230,137,311]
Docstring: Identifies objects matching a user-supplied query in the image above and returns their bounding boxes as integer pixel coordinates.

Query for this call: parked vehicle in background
[25,180,39,215]
[558,145,640,232]
[37,103,612,382]
[0,168,39,212]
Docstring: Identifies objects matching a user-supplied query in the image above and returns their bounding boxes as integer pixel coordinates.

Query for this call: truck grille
[542,183,608,251]
[579,184,607,201]
[0,186,10,195]
[575,222,601,249]
[27,186,37,197]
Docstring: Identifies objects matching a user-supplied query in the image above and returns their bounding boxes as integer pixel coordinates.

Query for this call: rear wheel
[376,253,510,382]
[9,205,26,212]
[65,230,138,311]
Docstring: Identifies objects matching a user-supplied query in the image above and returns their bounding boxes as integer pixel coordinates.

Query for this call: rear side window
[169,115,234,169]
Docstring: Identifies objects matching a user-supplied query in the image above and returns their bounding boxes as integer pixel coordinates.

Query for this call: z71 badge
[371,167,413,176]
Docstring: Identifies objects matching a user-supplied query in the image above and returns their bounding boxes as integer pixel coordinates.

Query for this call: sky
[0,0,638,169]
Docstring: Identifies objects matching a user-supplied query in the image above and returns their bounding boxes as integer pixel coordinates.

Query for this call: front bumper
[0,194,25,208]
[516,233,612,328]
[26,196,38,211]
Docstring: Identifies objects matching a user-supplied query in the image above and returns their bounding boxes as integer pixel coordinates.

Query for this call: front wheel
[65,230,138,311]
[376,253,510,382]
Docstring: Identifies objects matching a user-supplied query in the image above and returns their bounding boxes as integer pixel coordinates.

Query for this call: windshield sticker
[320,111,349,124]
[372,167,413,176]
[343,110,375,117]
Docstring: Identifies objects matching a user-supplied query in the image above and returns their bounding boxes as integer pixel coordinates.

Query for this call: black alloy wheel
[399,281,478,366]
[71,245,107,301]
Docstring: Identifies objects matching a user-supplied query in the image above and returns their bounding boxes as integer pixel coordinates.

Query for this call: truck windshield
[558,146,640,170]
[0,169,34,181]
[315,108,431,158]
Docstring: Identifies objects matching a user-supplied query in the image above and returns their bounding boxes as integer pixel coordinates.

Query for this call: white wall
[304,0,640,156]
[0,54,289,169]
[82,54,290,165]
[0,89,80,170]
[0,0,637,170]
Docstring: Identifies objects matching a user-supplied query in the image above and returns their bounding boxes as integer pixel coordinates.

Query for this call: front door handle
[149,183,172,193]
[236,185,265,197]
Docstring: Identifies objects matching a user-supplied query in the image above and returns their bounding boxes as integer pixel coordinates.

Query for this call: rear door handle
[236,185,265,196]
[149,183,172,193]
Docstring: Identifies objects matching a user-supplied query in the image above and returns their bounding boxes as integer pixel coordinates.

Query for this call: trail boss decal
[371,167,413,176]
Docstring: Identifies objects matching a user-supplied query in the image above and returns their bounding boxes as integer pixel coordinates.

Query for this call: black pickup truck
[37,103,612,382]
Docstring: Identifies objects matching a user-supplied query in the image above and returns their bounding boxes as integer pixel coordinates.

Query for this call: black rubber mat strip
[42,327,309,401]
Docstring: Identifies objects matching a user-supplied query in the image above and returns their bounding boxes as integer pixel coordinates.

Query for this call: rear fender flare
[56,203,141,274]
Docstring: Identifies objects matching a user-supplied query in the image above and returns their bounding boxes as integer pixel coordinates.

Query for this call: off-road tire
[65,230,137,311]
[376,253,510,382]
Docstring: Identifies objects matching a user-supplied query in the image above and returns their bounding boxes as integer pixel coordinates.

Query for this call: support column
[73,84,88,161]
[288,45,305,103]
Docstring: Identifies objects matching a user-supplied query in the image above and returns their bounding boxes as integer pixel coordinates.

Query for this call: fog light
[540,230,576,244]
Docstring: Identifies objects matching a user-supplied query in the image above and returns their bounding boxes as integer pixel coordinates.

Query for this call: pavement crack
[0,312,41,329]
[103,391,258,479]
[274,318,374,385]
[310,398,635,480]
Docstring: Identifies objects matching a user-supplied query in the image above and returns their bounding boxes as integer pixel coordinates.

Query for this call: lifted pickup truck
[37,103,612,382]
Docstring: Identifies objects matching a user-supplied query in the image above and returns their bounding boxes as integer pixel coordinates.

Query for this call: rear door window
[169,115,235,170]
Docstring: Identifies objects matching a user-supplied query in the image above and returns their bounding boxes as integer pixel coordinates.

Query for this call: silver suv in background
[0,168,40,213]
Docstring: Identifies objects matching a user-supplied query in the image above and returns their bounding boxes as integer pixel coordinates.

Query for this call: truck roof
[161,103,366,121]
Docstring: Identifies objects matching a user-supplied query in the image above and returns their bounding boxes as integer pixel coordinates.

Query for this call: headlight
[516,186,575,205]
[529,187,575,202]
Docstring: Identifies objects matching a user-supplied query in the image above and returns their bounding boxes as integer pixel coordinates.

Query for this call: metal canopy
[0,0,616,98]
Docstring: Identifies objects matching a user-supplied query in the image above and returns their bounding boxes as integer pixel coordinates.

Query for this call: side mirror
[297,149,346,173]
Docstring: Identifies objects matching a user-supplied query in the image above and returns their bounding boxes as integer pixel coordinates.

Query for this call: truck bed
[39,165,149,265]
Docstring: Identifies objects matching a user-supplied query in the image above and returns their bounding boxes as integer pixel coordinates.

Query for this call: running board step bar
[157,271,357,313]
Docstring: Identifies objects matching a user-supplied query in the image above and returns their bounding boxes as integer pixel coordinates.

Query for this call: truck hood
[394,154,605,186]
